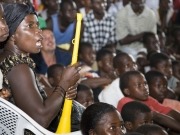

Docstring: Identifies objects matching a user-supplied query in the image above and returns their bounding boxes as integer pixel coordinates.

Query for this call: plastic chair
[0,97,81,135]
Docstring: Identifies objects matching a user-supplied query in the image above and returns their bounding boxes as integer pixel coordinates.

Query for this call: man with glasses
[116,0,157,61]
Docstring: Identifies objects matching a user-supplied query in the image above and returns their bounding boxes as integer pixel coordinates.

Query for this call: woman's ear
[124,121,133,131]
[124,88,130,96]
[89,129,96,135]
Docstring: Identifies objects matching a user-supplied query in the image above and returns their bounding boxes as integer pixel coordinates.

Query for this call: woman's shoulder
[0,53,35,87]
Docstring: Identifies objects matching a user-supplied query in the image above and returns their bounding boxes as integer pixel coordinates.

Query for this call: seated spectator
[0,3,80,132]
[78,42,112,102]
[145,70,180,112]
[135,124,168,135]
[156,0,174,33]
[169,27,180,61]
[81,0,117,52]
[30,28,71,75]
[98,52,137,107]
[121,101,153,133]
[149,52,179,97]
[116,0,157,60]
[75,83,94,108]
[46,0,77,48]
[80,102,125,135]
[117,71,180,133]
[40,0,59,20]
[172,60,180,80]
[96,49,116,80]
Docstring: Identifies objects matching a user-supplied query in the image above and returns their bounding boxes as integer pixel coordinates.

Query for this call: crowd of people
[0,0,180,135]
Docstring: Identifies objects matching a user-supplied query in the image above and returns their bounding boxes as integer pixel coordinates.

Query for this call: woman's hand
[66,83,78,100]
[58,63,81,91]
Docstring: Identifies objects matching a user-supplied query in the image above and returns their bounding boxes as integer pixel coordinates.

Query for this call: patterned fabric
[82,11,117,51]
[0,54,47,103]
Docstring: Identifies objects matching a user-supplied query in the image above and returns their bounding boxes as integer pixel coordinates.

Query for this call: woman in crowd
[0,2,80,130]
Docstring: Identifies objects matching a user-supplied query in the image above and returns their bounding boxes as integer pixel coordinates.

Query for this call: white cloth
[145,0,159,11]
[116,4,157,60]
[108,1,123,17]
[98,78,124,107]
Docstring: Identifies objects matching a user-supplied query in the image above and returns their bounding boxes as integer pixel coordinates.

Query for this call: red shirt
[117,96,172,115]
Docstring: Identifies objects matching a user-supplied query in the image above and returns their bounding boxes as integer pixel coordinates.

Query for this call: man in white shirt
[116,0,157,60]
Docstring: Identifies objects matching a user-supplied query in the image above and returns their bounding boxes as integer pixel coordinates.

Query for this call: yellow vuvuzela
[56,13,83,134]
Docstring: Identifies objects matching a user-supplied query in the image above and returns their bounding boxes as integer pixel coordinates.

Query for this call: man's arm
[119,33,144,45]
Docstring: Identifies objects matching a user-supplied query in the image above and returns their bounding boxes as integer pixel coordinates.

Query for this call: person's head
[135,124,168,135]
[172,60,180,80]
[47,64,65,87]
[172,27,180,45]
[96,49,114,73]
[75,83,94,108]
[121,101,152,132]
[91,0,105,17]
[113,52,137,76]
[143,32,160,53]
[145,71,168,103]
[80,102,125,135]
[149,53,172,79]
[78,42,95,66]
[41,28,56,53]
[120,71,149,101]
[102,44,117,57]
[159,0,171,12]
[3,3,43,54]
[60,0,77,24]
[41,0,59,14]
[130,0,145,15]
[0,3,9,42]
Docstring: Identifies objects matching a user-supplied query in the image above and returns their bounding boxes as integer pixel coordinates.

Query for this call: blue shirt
[30,48,72,75]
[51,14,75,45]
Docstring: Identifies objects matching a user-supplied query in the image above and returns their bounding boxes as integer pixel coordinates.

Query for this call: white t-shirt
[98,78,124,107]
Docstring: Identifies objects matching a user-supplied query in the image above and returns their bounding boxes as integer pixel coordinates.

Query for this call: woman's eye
[110,126,116,131]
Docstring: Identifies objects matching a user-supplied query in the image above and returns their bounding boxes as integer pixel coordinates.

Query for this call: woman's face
[92,111,125,135]
[13,14,43,54]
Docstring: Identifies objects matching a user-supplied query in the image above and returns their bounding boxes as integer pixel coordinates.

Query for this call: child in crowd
[78,42,112,102]
[121,101,153,133]
[137,32,160,74]
[98,52,137,107]
[172,60,180,80]
[96,49,116,80]
[80,102,125,135]
[145,70,170,103]
[47,64,85,132]
[75,83,94,108]
[149,52,180,97]
[143,32,160,54]
[117,71,180,133]
[145,70,180,112]
[135,124,168,135]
